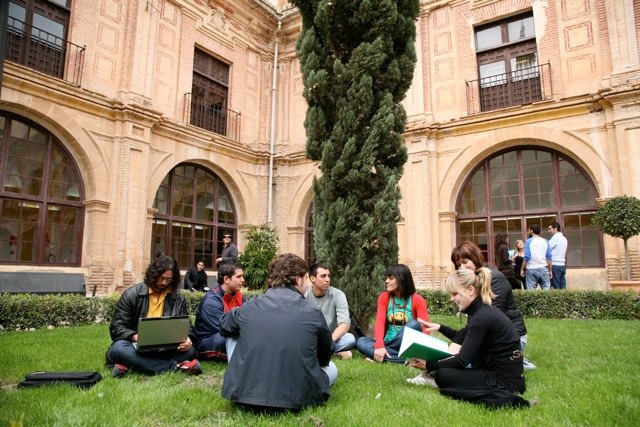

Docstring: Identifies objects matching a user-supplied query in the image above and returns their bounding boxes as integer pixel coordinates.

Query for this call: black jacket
[496,244,515,279]
[453,267,527,342]
[488,267,527,336]
[183,267,208,292]
[109,283,196,343]
[219,244,238,264]
[428,298,525,393]
[220,286,333,410]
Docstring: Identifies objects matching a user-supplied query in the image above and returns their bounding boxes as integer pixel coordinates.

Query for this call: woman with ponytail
[406,268,526,397]
[450,241,534,370]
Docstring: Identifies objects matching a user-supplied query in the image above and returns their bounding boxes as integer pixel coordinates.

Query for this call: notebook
[135,316,190,353]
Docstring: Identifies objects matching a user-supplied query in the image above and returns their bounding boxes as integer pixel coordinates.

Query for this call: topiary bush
[592,195,640,280]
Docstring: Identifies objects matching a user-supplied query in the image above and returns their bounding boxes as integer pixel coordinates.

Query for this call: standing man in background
[305,263,355,360]
[216,233,238,266]
[521,224,552,290]
[548,222,568,289]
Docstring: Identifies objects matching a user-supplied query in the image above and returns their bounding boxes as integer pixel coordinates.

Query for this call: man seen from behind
[521,224,552,290]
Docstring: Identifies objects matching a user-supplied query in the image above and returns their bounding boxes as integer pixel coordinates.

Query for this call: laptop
[135,316,190,353]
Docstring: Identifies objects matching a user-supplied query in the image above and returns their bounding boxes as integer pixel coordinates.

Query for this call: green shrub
[0,293,120,331]
[592,195,640,280]
[417,289,640,320]
[1,289,637,332]
[239,224,279,290]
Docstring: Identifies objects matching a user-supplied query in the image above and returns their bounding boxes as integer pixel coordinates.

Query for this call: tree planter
[609,281,640,291]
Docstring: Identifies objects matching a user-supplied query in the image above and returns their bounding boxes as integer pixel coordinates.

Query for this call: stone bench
[0,272,86,295]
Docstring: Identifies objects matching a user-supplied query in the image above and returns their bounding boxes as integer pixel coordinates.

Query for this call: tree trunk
[624,238,631,281]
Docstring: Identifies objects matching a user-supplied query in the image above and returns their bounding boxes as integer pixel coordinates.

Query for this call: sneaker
[177,359,202,375]
[523,358,537,371]
[112,364,128,378]
[335,351,353,360]
[406,371,437,387]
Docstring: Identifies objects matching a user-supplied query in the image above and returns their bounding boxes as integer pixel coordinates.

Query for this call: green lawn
[1,316,639,426]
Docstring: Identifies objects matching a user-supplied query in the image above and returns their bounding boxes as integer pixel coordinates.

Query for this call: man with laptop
[106,256,202,377]
[194,262,246,360]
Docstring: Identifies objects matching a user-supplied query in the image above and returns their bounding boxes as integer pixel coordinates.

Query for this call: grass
[0,315,639,426]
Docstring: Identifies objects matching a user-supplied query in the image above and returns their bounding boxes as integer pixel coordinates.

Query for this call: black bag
[440,386,530,409]
[349,308,367,340]
[19,371,102,389]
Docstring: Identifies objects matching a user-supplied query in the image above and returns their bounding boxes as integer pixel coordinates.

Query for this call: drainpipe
[267,20,281,224]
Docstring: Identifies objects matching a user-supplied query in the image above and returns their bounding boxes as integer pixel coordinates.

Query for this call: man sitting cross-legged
[194,263,246,361]
[304,262,355,360]
[106,256,201,377]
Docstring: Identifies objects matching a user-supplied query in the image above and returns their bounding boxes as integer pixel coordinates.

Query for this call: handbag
[19,371,102,389]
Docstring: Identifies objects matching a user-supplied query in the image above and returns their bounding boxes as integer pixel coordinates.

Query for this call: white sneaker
[523,358,537,370]
[406,372,437,387]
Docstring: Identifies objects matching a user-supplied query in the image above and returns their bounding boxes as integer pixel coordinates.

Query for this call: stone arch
[288,172,316,229]
[147,156,249,225]
[440,125,610,212]
[0,100,108,200]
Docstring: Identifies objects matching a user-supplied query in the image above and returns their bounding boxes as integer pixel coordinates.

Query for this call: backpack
[19,371,102,389]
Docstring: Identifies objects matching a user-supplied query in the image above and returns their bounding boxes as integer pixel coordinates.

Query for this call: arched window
[151,163,236,270]
[305,202,315,265]
[457,148,603,267]
[0,113,84,265]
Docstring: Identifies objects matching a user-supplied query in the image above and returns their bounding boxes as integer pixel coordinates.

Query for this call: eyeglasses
[223,235,231,238]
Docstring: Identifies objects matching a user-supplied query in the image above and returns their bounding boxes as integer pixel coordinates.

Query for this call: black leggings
[434,368,525,394]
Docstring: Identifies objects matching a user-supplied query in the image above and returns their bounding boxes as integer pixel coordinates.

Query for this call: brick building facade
[0,0,638,293]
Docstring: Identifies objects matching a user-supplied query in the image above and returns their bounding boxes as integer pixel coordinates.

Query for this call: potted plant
[592,195,640,289]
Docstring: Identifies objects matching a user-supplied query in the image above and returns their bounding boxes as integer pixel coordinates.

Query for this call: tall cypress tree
[291,0,420,329]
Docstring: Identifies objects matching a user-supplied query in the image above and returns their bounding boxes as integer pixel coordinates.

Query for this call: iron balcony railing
[184,93,241,141]
[465,62,552,114]
[4,17,85,86]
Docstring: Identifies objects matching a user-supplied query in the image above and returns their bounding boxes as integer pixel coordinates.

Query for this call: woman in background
[356,264,429,363]
[512,239,525,290]
[495,232,519,290]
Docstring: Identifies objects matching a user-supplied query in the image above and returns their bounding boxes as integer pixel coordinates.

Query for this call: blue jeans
[526,267,550,290]
[322,361,338,387]
[334,333,356,353]
[196,332,228,360]
[106,340,196,375]
[551,265,566,289]
[355,319,422,363]
[227,338,336,386]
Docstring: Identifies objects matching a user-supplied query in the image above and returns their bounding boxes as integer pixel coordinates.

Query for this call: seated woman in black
[408,268,525,398]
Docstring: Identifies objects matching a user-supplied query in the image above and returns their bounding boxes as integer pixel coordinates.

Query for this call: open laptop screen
[136,316,190,353]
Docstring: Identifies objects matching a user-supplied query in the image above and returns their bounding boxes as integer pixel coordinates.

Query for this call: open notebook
[399,326,452,362]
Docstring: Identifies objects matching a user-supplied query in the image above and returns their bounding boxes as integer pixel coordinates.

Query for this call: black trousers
[434,367,525,394]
